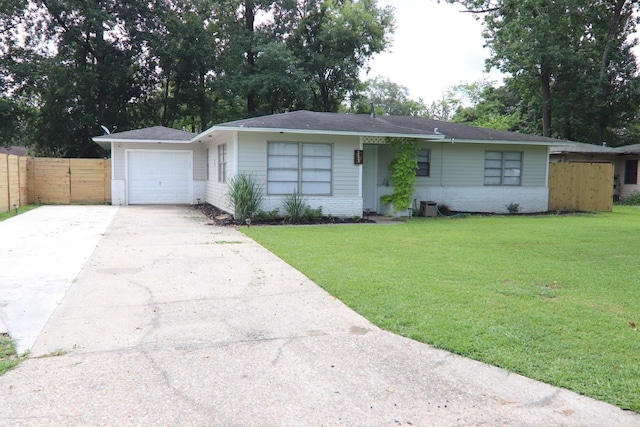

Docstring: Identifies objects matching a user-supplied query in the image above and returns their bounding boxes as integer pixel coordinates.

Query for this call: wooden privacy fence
[0,154,111,213]
[548,162,613,212]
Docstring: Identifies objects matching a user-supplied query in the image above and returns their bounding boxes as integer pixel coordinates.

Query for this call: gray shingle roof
[94,126,196,142]
[0,146,29,156]
[617,144,640,154]
[215,110,565,143]
[550,142,619,154]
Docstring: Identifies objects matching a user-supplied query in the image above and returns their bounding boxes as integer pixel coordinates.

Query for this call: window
[484,151,522,186]
[416,149,430,177]
[218,144,227,182]
[624,159,638,185]
[205,149,209,180]
[267,142,332,195]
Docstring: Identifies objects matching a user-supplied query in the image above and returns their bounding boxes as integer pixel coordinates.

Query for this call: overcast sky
[365,1,505,103]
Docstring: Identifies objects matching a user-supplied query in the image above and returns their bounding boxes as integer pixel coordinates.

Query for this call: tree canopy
[447,0,640,146]
[0,0,394,156]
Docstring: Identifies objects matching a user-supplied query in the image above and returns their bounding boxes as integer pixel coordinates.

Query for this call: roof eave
[437,138,560,146]
[200,125,447,140]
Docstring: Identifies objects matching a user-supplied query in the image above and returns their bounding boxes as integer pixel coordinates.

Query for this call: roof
[617,144,640,154]
[550,142,619,154]
[205,110,564,144]
[93,126,196,149]
[0,146,29,156]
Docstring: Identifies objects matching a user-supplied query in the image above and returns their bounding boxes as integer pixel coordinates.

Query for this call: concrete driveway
[0,205,638,426]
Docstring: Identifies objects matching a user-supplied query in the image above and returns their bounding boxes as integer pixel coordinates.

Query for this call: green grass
[243,206,640,411]
[0,204,39,222]
[0,335,22,376]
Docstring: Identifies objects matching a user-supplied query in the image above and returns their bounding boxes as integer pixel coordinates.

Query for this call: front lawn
[243,206,640,412]
[0,204,39,222]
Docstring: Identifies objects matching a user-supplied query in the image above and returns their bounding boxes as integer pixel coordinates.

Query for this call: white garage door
[127,151,192,204]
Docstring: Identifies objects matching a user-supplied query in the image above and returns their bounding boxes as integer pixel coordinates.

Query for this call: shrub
[506,203,520,214]
[227,174,264,222]
[282,193,322,223]
[254,208,280,222]
[617,191,640,206]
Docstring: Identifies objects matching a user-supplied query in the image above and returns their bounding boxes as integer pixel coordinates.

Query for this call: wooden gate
[30,158,111,205]
[548,162,613,212]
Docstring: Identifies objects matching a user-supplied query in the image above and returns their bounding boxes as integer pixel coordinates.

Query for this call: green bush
[254,208,280,222]
[282,193,322,223]
[617,191,640,205]
[227,174,264,221]
[506,202,520,214]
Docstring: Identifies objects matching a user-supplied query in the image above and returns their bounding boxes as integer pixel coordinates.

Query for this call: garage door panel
[127,151,192,204]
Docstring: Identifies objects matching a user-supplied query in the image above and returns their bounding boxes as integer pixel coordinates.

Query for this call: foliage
[0,0,394,154]
[345,76,429,117]
[381,137,418,212]
[244,206,640,412]
[286,0,395,112]
[447,0,640,146]
[506,202,520,214]
[227,174,264,222]
[453,81,526,132]
[0,335,22,376]
[616,191,640,205]
[254,208,280,222]
[281,192,322,223]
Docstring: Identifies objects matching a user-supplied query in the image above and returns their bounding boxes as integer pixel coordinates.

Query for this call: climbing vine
[381,137,418,212]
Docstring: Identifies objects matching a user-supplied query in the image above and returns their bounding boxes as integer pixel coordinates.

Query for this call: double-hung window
[484,151,522,186]
[218,144,227,182]
[267,142,332,195]
[416,149,430,177]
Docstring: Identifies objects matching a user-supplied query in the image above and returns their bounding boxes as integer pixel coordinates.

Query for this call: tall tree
[288,0,394,112]
[447,0,640,144]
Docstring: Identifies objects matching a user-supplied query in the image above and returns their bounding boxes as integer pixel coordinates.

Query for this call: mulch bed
[195,203,376,226]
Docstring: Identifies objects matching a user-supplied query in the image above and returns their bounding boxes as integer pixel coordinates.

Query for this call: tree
[447,0,640,144]
[452,80,525,131]
[288,0,395,112]
[346,76,429,116]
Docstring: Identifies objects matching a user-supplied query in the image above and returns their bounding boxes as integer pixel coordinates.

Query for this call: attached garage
[93,126,207,206]
[126,150,192,204]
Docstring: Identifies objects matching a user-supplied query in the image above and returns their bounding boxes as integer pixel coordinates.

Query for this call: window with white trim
[267,142,332,195]
[484,151,522,186]
[416,149,430,177]
[218,144,227,182]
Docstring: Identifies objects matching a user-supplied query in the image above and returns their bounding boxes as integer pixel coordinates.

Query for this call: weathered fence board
[549,162,613,212]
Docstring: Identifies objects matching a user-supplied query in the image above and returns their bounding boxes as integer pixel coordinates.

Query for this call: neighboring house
[94,110,566,215]
[0,146,29,156]
[550,142,640,199]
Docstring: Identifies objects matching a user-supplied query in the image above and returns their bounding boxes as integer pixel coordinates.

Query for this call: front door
[362,145,378,213]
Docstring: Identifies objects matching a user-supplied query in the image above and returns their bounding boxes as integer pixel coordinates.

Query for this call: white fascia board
[199,126,447,141]
[92,137,193,144]
[450,138,561,147]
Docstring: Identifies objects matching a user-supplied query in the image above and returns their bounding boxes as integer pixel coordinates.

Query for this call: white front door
[127,150,192,204]
[362,145,378,212]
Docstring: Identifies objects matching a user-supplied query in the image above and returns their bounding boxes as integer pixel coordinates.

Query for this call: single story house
[94,110,568,215]
[550,142,640,200]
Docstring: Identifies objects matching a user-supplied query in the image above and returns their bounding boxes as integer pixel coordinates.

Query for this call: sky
[365,1,506,104]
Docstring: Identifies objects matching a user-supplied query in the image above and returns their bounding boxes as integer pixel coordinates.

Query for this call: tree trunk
[595,0,628,145]
[245,0,256,114]
[540,59,552,138]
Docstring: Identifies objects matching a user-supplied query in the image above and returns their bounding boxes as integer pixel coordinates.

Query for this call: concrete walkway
[0,205,638,426]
